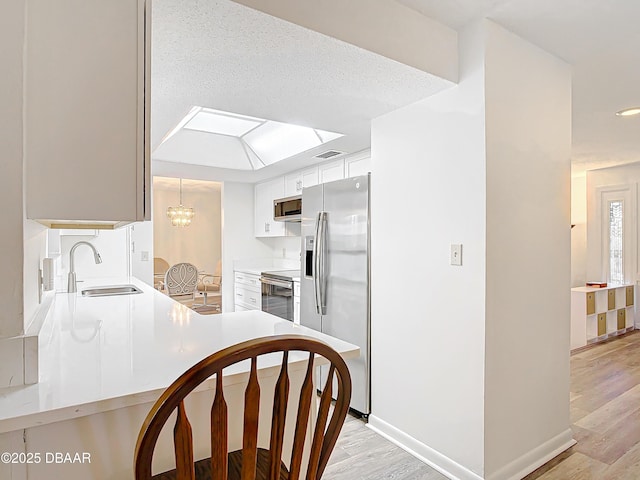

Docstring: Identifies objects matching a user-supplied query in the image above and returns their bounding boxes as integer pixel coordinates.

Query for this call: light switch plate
[450,244,462,266]
[141,251,149,262]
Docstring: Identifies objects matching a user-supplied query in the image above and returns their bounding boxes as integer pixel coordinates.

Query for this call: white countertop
[571,283,633,293]
[0,278,357,434]
[235,267,301,282]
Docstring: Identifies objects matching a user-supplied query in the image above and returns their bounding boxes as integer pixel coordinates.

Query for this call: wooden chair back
[154,257,171,276]
[134,335,352,480]
[164,263,198,297]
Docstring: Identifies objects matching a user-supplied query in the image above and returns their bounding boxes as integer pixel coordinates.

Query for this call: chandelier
[166,178,195,227]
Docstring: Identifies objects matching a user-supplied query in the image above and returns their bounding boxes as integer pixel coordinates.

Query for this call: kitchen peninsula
[0,279,358,480]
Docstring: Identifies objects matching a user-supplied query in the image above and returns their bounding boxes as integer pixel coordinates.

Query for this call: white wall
[221,182,273,311]
[58,230,130,288]
[571,174,587,286]
[130,221,154,286]
[0,0,48,389]
[483,21,571,478]
[0,0,26,338]
[153,180,222,276]
[370,20,571,480]
[370,19,488,477]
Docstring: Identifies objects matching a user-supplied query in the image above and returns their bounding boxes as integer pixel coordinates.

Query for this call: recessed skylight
[184,108,263,136]
[244,122,323,166]
[159,106,344,170]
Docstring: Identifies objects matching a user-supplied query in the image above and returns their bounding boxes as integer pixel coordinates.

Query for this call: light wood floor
[324,413,447,480]
[325,330,640,480]
[524,330,640,480]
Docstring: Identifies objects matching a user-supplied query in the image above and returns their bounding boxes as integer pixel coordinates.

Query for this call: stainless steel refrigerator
[300,174,370,416]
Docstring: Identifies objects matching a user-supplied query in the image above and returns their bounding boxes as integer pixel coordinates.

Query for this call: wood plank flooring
[324,330,640,480]
[323,413,448,480]
[524,330,640,480]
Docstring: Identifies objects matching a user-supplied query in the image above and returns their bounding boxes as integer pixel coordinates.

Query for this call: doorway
[153,176,222,312]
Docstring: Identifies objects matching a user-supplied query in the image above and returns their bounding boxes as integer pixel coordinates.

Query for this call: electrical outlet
[141,251,149,262]
[282,248,287,258]
[450,244,462,266]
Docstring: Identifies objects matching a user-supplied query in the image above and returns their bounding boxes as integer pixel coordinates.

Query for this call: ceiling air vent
[314,150,345,160]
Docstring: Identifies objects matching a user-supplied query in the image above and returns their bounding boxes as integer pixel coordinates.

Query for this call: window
[608,200,624,284]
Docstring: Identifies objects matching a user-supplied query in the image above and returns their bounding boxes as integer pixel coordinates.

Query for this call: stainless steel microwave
[274,195,302,222]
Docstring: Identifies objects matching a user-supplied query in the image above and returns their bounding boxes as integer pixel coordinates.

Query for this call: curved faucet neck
[69,241,99,273]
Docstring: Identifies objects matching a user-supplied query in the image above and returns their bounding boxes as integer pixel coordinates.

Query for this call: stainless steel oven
[260,270,297,321]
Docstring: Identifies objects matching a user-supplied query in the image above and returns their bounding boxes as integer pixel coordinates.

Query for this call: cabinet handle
[237,293,243,297]
[250,298,256,304]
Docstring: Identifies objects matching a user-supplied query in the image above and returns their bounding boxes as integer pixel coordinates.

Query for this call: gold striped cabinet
[571,285,635,350]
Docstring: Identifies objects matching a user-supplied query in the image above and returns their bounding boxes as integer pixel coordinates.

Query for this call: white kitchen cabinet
[234,272,262,311]
[302,166,320,189]
[25,0,150,229]
[318,159,345,184]
[293,280,301,325]
[284,173,302,197]
[255,177,285,237]
[284,166,319,197]
[570,285,635,350]
[345,153,371,178]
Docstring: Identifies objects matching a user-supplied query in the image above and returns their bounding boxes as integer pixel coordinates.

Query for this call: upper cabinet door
[301,166,319,189]
[25,0,150,229]
[284,172,303,197]
[318,159,345,184]
[255,177,285,237]
[345,152,371,178]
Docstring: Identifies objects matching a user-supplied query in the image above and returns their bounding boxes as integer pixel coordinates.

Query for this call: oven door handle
[260,277,293,289]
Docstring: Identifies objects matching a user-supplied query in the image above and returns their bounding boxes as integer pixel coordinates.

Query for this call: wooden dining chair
[134,335,352,480]
[154,257,171,290]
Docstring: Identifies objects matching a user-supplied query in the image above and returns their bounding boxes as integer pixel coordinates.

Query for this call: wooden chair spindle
[174,401,196,480]
[268,351,290,480]
[242,357,260,480]
[211,371,228,480]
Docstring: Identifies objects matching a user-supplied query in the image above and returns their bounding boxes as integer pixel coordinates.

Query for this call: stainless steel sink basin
[81,285,143,297]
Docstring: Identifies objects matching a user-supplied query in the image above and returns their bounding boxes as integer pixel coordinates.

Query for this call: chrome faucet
[67,241,102,293]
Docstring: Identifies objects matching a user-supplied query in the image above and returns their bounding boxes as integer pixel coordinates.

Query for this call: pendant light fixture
[166,178,195,227]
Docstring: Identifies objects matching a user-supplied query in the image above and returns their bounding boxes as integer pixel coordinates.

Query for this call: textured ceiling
[153,0,640,179]
[151,0,452,181]
[397,0,640,175]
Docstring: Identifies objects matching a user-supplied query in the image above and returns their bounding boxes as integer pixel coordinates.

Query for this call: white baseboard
[485,429,575,480]
[367,415,484,480]
[367,415,575,480]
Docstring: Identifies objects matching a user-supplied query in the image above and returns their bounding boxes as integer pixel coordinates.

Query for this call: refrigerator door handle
[313,212,322,314]
[318,211,328,315]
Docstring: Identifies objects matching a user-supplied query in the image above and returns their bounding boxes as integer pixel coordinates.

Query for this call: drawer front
[617,309,626,330]
[608,289,616,310]
[235,272,261,288]
[597,313,607,336]
[586,293,595,315]
[627,286,634,306]
[234,304,250,312]
[235,286,261,309]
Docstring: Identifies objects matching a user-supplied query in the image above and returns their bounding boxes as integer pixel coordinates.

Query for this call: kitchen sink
[81,285,143,297]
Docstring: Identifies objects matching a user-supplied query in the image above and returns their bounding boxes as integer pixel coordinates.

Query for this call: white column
[0,0,26,339]
[370,19,572,480]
